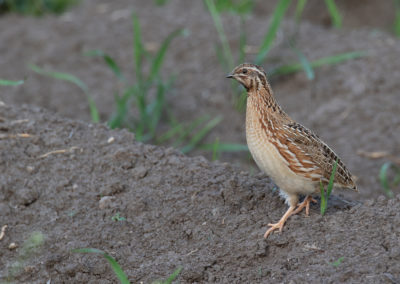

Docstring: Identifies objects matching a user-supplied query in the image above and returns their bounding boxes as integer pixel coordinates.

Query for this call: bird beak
[226,73,233,78]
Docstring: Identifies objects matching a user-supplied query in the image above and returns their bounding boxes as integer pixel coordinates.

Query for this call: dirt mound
[1,103,399,283]
[0,0,399,202]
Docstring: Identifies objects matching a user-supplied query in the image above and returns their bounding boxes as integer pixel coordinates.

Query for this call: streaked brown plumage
[227,63,357,238]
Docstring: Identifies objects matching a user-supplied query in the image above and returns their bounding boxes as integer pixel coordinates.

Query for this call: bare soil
[0,0,400,283]
[1,103,400,283]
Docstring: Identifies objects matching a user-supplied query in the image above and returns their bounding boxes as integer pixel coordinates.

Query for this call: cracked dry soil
[1,104,400,283]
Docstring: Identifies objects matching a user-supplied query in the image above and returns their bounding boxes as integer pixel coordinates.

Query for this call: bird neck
[247,84,283,115]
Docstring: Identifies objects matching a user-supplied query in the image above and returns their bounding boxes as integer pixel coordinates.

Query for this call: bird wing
[274,122,356,190]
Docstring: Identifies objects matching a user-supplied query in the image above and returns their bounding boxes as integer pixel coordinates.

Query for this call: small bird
[227,63,357,238]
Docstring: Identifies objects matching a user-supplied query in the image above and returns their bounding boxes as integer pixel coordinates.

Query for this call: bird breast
[245,102,318,196]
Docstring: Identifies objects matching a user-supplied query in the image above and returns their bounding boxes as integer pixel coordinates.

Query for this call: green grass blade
[180,116,222,153]
[29,64,88,93]
[205,0,234,70]
[212,137,220,161]
[269,51,365,77]
[148,78,173,136]
[215,45,229,71]
[395,0,400,37]
[134,88,148,141]
[157,123,184,144]
[87,97,100,123]
[84,50,124,80]
[292,46,314,80]
[320,180,327,216]
[326,159,338,198]
[255,0,292,64]
[0,79,24,86]
[320,159,338,215]
[109,91,131,129]
[132,13,144,82]
[172,115,210,147]
[72,248,130,284]
[149,29,186,83]
[330,256,344,267]
[295,0,307,24]
[149,83,166,134]
[154,0,169,6]
[324,0,342,28]
[238,16,247,64]
[379,162,395,198]
[163,267,182,284]
[29,64,99,122]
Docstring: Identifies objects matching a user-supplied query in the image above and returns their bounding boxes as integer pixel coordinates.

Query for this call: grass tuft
[330,256,344,267]
[111,212,126,222]
[28,13,220,155]
[103,13,186,142]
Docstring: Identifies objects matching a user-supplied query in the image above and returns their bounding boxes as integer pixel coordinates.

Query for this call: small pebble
[26,166,34,173]
[364,199,374,207]
[99,196,114,210]
[9,242,17,250]
[377,195,386,204]
[107,136,115,144]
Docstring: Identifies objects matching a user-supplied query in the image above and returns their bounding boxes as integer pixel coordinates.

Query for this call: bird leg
[264,205,296,238]
[292,195,317,216]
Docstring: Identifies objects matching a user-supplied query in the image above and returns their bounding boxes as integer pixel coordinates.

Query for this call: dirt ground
[0,0,400,283]
[1,103,400,283]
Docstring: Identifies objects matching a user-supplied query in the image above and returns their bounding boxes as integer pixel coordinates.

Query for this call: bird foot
[264,205,296,238]
[264,221,285,238]
[292,195,317,216]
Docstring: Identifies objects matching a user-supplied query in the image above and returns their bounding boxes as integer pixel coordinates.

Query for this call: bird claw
[264,222,284,238]
[292,195,317,216]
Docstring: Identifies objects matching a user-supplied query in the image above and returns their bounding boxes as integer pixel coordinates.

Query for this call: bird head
[226,63,268,92]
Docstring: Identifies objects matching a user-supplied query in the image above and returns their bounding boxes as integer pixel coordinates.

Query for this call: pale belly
[246,118,317,197]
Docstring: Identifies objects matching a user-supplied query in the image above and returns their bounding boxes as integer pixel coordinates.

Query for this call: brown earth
[1,103,400,283]
[0,0,399,201]
[0,0,400,282]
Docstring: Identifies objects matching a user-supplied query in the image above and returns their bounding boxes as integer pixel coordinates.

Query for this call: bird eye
[242,69,248,74]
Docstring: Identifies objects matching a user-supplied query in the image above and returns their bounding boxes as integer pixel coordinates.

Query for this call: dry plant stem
[0,133,32,139]
[39,146,80,158]
[357,149,400,165]
[0,225,7,241]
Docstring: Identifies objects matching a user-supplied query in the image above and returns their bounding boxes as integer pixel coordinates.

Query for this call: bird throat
[247,82,282,115]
